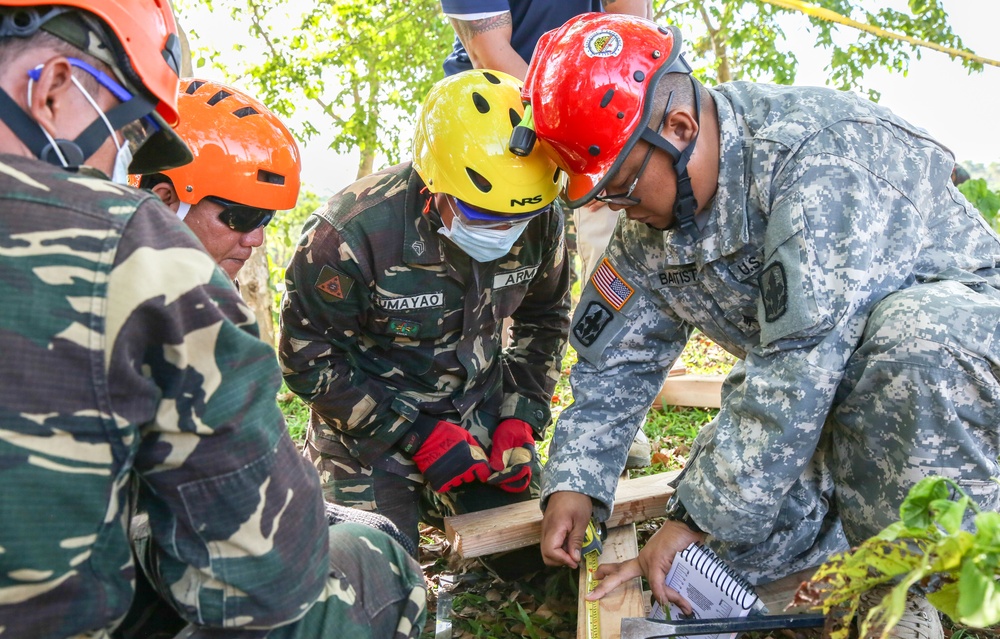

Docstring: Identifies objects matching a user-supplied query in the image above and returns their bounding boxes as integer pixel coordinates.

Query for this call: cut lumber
[651,373,725,409]
[444,469,680,558]
[577,523,646,639]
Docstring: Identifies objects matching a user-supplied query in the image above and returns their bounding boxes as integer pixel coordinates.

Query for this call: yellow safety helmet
[412,69,561,221]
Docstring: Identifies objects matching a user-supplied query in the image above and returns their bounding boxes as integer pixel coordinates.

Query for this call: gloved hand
[411,420,491,493]
[487,418,536,493]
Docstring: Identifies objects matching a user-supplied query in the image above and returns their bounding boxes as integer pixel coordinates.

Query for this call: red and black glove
[487,418,536,493]
[400,417,490,493]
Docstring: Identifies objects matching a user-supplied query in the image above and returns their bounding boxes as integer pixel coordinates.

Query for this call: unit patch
[584,29,623,58]
[591,258,633,310]
[373,291,444,311]
[388,318,420,337]
[573,301,614,347]
[759,262,788,322]
[656,267,697,288]
[494,265,538,289]
[315,265,355,302]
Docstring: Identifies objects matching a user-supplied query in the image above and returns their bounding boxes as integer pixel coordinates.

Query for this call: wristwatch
[665,493,704,534]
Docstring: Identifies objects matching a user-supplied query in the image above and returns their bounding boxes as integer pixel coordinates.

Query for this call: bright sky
[181,0,1000,196]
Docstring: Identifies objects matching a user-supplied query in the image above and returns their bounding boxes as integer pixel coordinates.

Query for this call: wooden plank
[445,470,681,558]
[755,567,818,615]
[577,524,646,639]
[651,374,725,410]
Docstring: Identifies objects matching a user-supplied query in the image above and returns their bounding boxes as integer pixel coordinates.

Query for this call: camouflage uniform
[542,82,1000,584]
[279,162,570,547]
[0,154,425,638]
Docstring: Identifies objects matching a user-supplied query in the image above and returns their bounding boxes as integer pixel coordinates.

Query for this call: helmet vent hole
[466,168,493,193]
[600,88,615,108]
[553,168,562,183]
[257,169,285,185]
[233,106,260,118]
[509,108,522,128]
[482,71,502,85]
[472,92,490,114]
[207,90,232,106]
[185,80,206,94]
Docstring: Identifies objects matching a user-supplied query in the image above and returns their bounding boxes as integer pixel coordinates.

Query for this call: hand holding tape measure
[582,519,607,639]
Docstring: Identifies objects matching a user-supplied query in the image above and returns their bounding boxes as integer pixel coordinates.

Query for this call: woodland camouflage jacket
[0,155,330,637]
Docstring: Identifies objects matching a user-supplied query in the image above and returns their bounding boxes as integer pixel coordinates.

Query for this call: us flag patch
[591,258,633,310]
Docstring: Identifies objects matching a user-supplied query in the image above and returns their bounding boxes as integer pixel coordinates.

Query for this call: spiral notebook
[649,542,766,639]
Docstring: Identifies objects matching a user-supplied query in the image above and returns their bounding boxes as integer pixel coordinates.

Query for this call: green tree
[652,0,982,99]
[182,0,452,179]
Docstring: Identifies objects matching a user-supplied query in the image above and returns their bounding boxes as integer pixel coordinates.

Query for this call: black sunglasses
[207,196,275,233]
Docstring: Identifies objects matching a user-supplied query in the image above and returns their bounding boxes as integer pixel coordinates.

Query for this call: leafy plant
[794,476,1000,639]
[958,178,1000,231]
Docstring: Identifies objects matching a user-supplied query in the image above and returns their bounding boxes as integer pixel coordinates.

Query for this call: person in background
[138,77,299,281]
[279,69,570,558]
[524,14,999,639]
[0,2,425,637]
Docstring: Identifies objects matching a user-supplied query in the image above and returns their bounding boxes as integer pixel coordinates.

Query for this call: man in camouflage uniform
[518,15,1000,638]
[0,3,425,638]
[279,69,570,552]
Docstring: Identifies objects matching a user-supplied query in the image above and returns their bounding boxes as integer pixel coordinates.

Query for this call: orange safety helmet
[161,79,301,211]
[0,1,191,172]
[521,13,693,209]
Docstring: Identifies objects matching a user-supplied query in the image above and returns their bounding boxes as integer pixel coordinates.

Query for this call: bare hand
[540,491,593,568]
[586,520,705,615]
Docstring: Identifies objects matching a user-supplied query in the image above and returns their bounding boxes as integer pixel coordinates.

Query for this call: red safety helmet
[0,1,191,171]
[522,13,691,208]
[161,79,301,210]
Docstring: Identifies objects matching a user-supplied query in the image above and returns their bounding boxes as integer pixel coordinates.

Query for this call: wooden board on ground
[444,470,681,558]
[755,567,818,614]
[578,523,646,639]
[651,373,725,410]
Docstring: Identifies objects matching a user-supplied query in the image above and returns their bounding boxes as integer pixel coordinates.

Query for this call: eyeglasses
[29,57,161,155]
[207,196,276,233]
[595,91,674,208]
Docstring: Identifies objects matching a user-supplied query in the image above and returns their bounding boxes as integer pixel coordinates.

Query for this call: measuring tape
[582,520,606,639]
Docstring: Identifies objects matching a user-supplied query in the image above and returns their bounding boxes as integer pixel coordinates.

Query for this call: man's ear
[150,181,181,212]
[664,108,699,151]
[25,57,76,137]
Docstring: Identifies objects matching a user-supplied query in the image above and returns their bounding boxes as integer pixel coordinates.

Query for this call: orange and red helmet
[521,13,693,208]
[161,79,301,211]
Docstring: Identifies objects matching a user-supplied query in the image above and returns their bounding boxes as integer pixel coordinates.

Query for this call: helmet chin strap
[0,84,152,169]
[637,74,702,237]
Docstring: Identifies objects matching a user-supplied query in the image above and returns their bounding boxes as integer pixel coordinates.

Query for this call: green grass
[277,382,310,442]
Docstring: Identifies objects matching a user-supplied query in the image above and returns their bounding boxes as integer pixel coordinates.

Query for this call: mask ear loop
[68,73,123,154]
[26,64,69,167]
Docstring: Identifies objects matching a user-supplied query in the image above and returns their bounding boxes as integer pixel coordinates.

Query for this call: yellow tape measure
[582,520,605,639]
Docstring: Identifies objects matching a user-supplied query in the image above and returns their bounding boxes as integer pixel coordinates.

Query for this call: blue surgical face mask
[438,197,531,262]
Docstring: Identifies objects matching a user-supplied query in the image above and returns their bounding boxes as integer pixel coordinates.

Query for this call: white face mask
[69,75,132,184]
[438,198,531,262]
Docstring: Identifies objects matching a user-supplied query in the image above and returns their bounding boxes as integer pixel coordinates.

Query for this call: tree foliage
[182,0,452,179]
[651,0,981,100]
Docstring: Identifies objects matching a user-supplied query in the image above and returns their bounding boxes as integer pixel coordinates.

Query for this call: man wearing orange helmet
[0,3,425,638]
[137,78,300,281]
[279,69,570,557]
[522,13,1000,638]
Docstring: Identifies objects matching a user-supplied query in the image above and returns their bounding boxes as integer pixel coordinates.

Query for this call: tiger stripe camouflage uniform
[279,162,570,548]
[543,82,1000,585]
[0,154,426,639]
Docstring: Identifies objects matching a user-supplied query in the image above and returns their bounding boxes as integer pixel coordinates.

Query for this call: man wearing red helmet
[525,14,1000,639]
[0,4,425,638]
[137,78,300,281]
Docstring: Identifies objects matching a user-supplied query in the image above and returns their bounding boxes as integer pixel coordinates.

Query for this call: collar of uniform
[705,86,751,258]
[403,166,446,265]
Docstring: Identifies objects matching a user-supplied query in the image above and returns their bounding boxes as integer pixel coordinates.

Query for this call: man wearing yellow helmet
[279,69,570,555]
[138,77,301,281]
[0,3,425,638]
